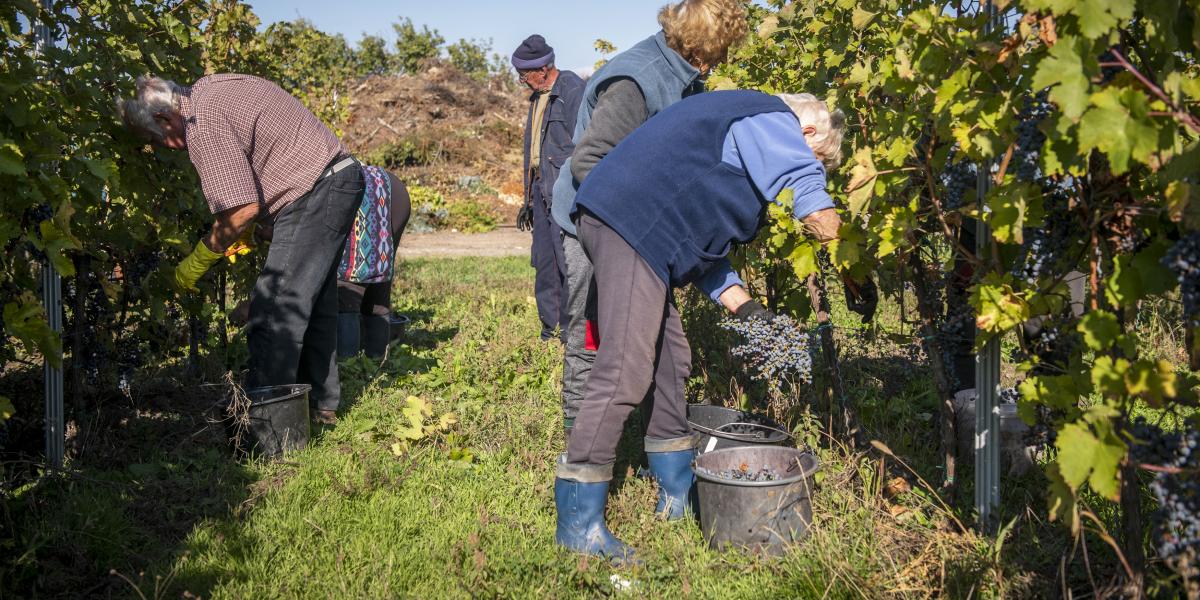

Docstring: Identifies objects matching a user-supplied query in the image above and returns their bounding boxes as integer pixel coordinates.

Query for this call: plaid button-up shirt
[180,74,346,216]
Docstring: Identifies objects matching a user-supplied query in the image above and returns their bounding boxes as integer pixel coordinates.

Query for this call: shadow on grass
[0,376,256,598]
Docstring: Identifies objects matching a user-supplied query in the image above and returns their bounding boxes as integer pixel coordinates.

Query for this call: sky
[246,1,722,76]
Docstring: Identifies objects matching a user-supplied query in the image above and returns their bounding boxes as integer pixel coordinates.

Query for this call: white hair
[776,93,846,169]
[115,75,183,144]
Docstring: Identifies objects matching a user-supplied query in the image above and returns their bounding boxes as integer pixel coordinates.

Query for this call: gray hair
[115,75,183,144]
[776,93,846,170]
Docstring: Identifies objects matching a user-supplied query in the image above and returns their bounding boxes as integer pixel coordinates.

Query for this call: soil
[398,226,530,259]
[342,65,529,219]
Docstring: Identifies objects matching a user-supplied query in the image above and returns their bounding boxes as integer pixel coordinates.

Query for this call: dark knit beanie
[511,34,555,70]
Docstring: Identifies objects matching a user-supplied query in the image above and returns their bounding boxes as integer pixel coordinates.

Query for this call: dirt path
[398,226,530,259]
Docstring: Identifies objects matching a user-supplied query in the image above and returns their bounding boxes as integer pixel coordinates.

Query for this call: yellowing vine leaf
[970,275,1029,334]
[844,148,877,217]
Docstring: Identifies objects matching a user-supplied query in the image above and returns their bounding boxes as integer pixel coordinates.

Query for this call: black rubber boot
[362,314,391,358]
[336,313,361,359]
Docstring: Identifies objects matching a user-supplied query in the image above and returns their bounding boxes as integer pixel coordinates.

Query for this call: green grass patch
[2,256,1152,598]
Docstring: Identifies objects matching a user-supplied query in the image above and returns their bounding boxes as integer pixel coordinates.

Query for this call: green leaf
[1044,463,1080,534]
[986,183,1041,244]
[1077,311,1119,351]
[1078,87,1158,174]
[1031,37,1092,121]
[1091,355,1129,396]
[1075,0,1135,39]
[3,292,61,367]
[1106,240,1174,306]
[0,396,13,421]
[851,6,877,29]
[788,241,819,279]
[1055,421,1123,500]
[0,140,26,175]
[1125,359,1177,406]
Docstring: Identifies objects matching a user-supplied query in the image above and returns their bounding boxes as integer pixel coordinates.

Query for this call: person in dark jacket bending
[336,167,411,359]
[553,90,846,562]
[511,35,586,342]
[551,0,748,439]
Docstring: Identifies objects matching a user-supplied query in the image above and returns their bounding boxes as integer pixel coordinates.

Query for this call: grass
[1,256,1182,598]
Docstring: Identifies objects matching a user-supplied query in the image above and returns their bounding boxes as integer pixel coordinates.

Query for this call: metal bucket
[228,384,311,458]
[687,404,792,454]
[694,446,819,555]
[389,314,410,342]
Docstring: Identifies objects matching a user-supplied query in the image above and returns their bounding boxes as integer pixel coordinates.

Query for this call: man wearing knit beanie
[512,35,585,352]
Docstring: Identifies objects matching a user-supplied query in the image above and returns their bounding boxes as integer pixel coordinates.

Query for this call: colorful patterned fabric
[338,166,394,284]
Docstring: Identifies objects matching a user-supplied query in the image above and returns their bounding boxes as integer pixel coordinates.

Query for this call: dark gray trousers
[560,234,594,425]
[563,212,693,473]
[246,162,364,412]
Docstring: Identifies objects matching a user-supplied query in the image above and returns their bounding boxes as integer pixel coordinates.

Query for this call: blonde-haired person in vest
[550,0,747,474]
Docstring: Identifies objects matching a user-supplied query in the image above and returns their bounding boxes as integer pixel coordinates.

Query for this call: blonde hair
[115,75,183,144]
[658,0,748,70]
[777,93,846,169]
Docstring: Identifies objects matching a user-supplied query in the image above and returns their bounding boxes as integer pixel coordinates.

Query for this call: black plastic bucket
[388,314,410,342]
[694,446,819,555]
[687,404,792,454]
[227,384,311,458]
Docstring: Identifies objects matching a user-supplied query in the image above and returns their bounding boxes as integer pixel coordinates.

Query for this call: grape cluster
[1163,233,1200,327]
[1127,419,1199,563]
[1013,191,1075,288]
[124,250,163,287]
[721,313,815,395]
[696,464,781,482]
[1011,94,1050,183]
[939,159,977,210]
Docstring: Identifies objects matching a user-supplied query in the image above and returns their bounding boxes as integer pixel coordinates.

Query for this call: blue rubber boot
[336,313,361,359]
[554,477,637,564]
[646,448,697,520]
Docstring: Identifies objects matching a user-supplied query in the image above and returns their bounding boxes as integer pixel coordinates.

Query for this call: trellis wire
[36,0,64,469]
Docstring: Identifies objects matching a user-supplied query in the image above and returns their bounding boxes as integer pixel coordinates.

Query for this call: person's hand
[516,201,534,232]
[174,240,222,293]
[801,208,841,244]
[224,224,256,264]
[734,299,774,323]
[842,275,879,323]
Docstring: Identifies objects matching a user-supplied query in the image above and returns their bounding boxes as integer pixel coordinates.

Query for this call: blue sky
[247,1,751,75]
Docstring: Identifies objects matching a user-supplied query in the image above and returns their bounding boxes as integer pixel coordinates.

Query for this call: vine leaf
[1078,87,1158,175]
[1055,421,1123,501]
[1076,311,1119,351]
[0,140,25,175]
[2,292,62,367]
[970,274,1029,335]
[986,183,1042,244]
[1124,360,1177,407]
[844,148,877,217]
[0,396,13,421]
[1030,37,1092,120]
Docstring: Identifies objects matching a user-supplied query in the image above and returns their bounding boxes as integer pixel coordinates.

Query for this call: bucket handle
[715,421,793,439]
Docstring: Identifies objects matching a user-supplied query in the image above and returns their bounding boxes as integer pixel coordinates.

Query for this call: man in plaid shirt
[118,74,363,424]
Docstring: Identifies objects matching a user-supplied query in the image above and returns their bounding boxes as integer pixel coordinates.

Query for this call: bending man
[117,74,363,425]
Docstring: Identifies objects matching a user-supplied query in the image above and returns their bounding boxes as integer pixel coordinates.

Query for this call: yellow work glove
[174,240,222,293]
[224,224,256,264]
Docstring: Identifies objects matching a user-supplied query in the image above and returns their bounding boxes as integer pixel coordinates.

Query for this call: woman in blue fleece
[553,90,846,562]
